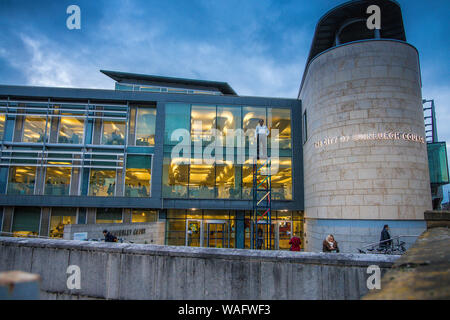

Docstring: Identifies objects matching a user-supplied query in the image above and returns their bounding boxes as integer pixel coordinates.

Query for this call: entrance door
[205,220,229,248]
[277,220,292,250]
[186,219,203,247]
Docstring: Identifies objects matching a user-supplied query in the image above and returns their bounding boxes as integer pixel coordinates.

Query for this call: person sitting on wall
[103,230,117,243]
[323,234,339,253]
[380,224,392,248]
[289,233,302,251]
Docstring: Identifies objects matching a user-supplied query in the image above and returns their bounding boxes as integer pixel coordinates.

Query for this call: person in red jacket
[289,234,301,251]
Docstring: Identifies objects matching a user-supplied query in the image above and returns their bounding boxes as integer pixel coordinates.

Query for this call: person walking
[323,234,339,253]
[289,234,301,251]
[380,224,392,248]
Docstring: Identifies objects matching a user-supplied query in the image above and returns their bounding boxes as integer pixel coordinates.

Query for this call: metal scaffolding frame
[250,158,272,250]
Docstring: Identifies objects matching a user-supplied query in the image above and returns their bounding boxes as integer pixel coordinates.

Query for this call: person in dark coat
[103,230,117,243]
[380,225,392,247]
[323,234,339,253]
[289,234,301,251]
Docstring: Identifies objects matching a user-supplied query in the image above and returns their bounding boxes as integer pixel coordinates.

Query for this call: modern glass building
[0,0,447,252]
[0,70,304,250]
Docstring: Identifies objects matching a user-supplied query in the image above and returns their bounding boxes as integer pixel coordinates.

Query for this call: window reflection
[216,161,241,199]
[49,208,77,238]
[44,166,71,196]
[23,116,49,143]
[102,121,125,145]
[136,108,156,146]
[162,155,189,198]
[125,155,151,197]
[241,159,254,200]
[89,169,116,196]
[7,166,36,195]
[217,106,241,146]
[132,209,157,223]
[191,105,216,144]
[243,107,266,151]
[271,157,292,200]
[58,117,84,144]
[0,114,5,141]
[165,103,190,145]
[268,108,291,149]
[189,162,215,198]
[96,208,122,224]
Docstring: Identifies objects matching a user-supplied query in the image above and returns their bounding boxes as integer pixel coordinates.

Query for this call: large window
[125,155,151,197]
[271,157,292,200]
[269,108,291,149]
[162,154,189,198]
[102,121,125,145]
[135,108,156,146]
[88,169,116,196]
[12,207,41,237]
[162,104,293,201]
[23,116,49,143]
[0,114,5,141]
[216,161,241,199]
[96,208,122,224]
[44,166,72,196]
[189,163,215,199]
[164,103,190,145]
[58,117,84,144]
[49,208,77,238]
[7,166,36,195]
[191,105,216,144]
[132,209,157,223]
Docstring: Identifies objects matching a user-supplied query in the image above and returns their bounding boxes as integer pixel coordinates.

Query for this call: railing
[0,231,132,244]
[357,235,420,255]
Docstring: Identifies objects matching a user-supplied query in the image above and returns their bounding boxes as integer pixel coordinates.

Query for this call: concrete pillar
[123,208,132,223]
[39,208,51,237]
[1,207,13,233]
[86,208,96,224]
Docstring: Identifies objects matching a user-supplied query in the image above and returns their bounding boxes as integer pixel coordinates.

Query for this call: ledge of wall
[364,224,450,299]
[0,237,398,300]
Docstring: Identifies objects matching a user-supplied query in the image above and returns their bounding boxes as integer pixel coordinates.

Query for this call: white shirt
[255,124,269,137]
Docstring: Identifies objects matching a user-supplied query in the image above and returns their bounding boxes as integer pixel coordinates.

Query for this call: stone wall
[299,40,432,251]
[63,221,165,245]
[0,236,398,300]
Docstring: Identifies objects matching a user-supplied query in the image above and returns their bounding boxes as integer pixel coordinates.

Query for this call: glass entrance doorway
[186,219,202,247]
[185,219,230,248]
[205,220,229,248]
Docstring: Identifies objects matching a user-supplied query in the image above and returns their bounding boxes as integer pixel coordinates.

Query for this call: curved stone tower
[299,0,432,252]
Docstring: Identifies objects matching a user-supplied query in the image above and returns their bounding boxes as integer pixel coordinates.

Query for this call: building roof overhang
[100,70,238,96]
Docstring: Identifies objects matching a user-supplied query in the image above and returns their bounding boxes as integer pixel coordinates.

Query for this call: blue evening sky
[0,0,449,200]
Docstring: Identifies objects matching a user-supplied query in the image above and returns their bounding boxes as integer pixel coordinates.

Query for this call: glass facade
[0,114,5,141]
[58,117,84,144]
[44,166,71,196]
[49,208,77,238]
[428,142,449,185]
[165,209,304,250]
[162,103,293,200]
[125,155,151,197]
[102,121,125,145]
[7,166,36,195]
[96,208,123,224]
[89,169,116,196]
[132,209,157,223]
[11,207,41,236]
[135,108,156,146]
[23,116,49,143]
